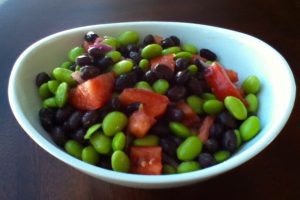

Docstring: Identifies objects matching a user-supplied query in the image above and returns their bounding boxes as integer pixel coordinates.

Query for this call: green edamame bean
[133,135,159,146]
[118,31,139,46]
[245,94,259,113]
[113,60,134,75]
[102,111,128,136]
[55,82,69,108]
[152,79,169,94]
[163,164,177,174]
[112,131,126,151]
[68,47,84,62]
[111,150,130,173]
[52,68,76,86]
[239,116,260,141]
[206,61,213,65]
[169,122,191,138]
[141,44,162,59]
[214,151,230,162]
[182,44,198,54]
[177,161,200,173]
[175,51,192,59]
[177,136,202,161]
[186,95,204,114]
[43,97,58,108]
[135,81,153,91]
[162,46,181,55]
[90,132,112,154]
[84,123,102,139]
[138,59,150,71]
[64,140,83,159]
[234,129,242,147]
[47,80,60,94]
[38,83,52,99]
[187,64,198,75]
[242,75,261,94]
[82,146,100,165]
[60,61,73,69]
[203,99,224,115]
[101,37,120,48]
[224,96,247,120]
[201,93,217,100]
[105,51,122,63]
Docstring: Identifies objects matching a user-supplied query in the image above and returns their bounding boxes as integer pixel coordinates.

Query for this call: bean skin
[36,72,51,87]
[153,64,174,81]
[199,49,217,61]
[81,110,101,128]
[39,108,56,131]
[55,105,74,125]
[198,153,217,168]
[222,130,237,152]
[68,111,83,131]
[217,111,238,129]
[51,126,68,147]
[84,31,98,43]
[167,86,186,102]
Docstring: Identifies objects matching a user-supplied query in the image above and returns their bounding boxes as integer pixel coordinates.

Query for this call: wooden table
[1,0,299,199]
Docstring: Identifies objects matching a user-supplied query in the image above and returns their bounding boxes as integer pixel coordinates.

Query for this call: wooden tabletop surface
[1,0,299,199]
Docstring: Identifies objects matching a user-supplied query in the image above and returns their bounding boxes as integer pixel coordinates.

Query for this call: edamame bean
[90,132,112,154]
[187,64,198,75]
[105,51,122,63]
[177,161,200,173]
[177,136,202,161]
[84,123,102,139]
[101,37,120,48]
[138,59,150,71]
[135,81,153,91]
[182,44,198,54]
[201,93,217,100]
[239,116,260,141]
[175,51,192,59]
[141,44,162,59]
[186,95,204,114]
[60,61,73,69]
[113,60,134,75]
[64,140,83,159]
[112,131,126,151]
[163,164,177,174]
[224,96,247,120]
[242,75,261,94]
[118,31,139,46]
[133,135,159,146]
[111,150,130,172]
[234,129,242,147]
[55,82,69,108]
[38,83,52,99]
[47,80,60,94]
[203,99,224,115]
[169,122,191,138]
[102,111,128,136]
[82,146,100,165]
[43,97,58,108]
[245,94,259,113]
[214,150,230,162]
[152,79,169,94]
[68,47,84,62]
[162,46,181,55]
[52,68,76,86]
[206,61,213,65]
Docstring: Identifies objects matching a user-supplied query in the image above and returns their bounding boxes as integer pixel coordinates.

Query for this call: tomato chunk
[69,72,115,110]
[177,101,201,127]
[150,54,176,71]
[198,116,215,142]
[119,88,169,117]
[225,69,239,83]
[130,146,162,175]
[204,62,247,106]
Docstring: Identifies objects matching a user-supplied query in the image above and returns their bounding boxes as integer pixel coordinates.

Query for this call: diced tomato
[153,35,163,44]
[119,88,169,118]
[177,101,201,127]
[150,54,176,71]
[225,69,239,83]
[130,146,162,175]
[204,62,248,106]
[128,108,156,138]
[198,116,215,142]
[69,72,115,110]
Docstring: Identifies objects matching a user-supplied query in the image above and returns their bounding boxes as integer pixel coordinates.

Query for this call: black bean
[175,58,190,71]
[76,55,93,66]
[115,72,138,92]
[39,108,56,131]
[186,77,204,95]
[124,102,141,116]
[149,120,170,136]
[203,139,219,153]
[222,130,237,152]
[117,46,130,57]
[69,63,77,71]
[198,153,217,168]
[71,128,87,145]
[143,34,155,46]
[161,37,175,49]
[162,153,179,167]
[175,70,191,85]
[167,107,184,122]
[132,66,144,79]
[97,107,110,121]
[143,70,158,84]
[81,110,101,128]
[153,64,173,81]
[36,72,51,87]
[50,126,68,147]
[217,111,238,129]
[200,48,217,61]
[97,155,112,170]
[126,44,139,52]
[108,97,122,111]
[209,123,224,140]
[80,65,101,80]
[55,105,74,125]
[94,56,113,69]
[160,137,179,157]
[195,71,205,80]
[67,111,83,131]
[194,59,206,72]
[129,51,141,64]
[88,47,104,59]
[84,31,98,43]
[170,35,180,46]
[167,86,186,102]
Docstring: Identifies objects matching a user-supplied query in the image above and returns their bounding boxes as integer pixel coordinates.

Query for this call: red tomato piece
[177,101,201,127]
[225,69,239,83]
[119,88,169,118]
[130,146,162,175]
[69,72,115,110]
[204,62,248,106]
[150,54,176,71]
[198,116,215,142]
[128,108,156,138]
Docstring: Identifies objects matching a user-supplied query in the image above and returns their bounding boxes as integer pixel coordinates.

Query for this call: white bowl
[8,22,296,188]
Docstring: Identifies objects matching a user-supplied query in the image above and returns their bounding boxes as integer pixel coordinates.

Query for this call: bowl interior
[8,22,296,188]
